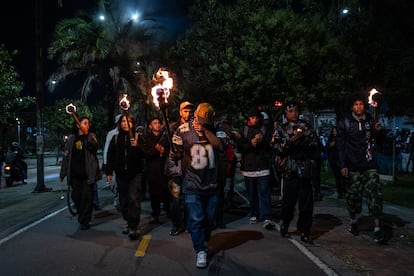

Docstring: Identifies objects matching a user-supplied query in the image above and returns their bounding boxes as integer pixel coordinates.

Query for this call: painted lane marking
[135,234,152,257]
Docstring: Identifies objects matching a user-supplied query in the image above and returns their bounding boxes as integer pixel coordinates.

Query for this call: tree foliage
[47,0,174,128]
[0,44,35,142]
[171,0,355,118]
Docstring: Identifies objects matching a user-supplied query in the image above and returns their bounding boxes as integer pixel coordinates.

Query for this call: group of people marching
[59,93,386,269]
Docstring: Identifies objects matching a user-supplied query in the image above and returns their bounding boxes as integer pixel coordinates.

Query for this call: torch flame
[368,88,380,108]
[151,69,173,109]
[65,103,77,114]
[119,94,130,111]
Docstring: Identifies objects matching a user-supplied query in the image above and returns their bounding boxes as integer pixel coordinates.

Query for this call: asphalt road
[1,156,413,275]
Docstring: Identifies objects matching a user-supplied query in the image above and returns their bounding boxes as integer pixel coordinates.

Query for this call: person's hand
[106,175,113,183]
[155,144,165,156]
[375,122,382,131]
[340,167,348,177]
[251,137,258,146]
[192,119,204,135]
[255,133,263,142]
[130,137,137,147]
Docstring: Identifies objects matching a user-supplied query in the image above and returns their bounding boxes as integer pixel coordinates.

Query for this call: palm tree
[47,0,170,127]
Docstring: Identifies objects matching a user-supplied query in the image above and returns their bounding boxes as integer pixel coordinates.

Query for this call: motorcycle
[3,145,27,187]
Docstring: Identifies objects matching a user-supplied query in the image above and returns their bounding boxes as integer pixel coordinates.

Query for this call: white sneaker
[196,250,208,268]
[263,219,275,230]
[249,216,258,224]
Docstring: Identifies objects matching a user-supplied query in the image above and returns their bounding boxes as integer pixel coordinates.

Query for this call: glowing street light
[16,118,21,145]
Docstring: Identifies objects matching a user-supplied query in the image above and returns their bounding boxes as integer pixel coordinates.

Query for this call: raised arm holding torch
[368,88,383,127]
[65,103,81,127]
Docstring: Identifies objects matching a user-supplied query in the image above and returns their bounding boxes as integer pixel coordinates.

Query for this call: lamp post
[16,118,21,145]
[33,0,51,193]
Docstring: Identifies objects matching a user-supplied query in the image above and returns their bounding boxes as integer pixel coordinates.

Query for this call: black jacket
[237,123,272,172]
[105,130,145,179]
[60,133,99,185]
[336,112,383,172]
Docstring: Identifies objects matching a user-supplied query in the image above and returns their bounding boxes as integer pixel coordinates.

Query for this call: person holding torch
[105,113,146,240]
[336,93,386,244]
[60,116,99,230]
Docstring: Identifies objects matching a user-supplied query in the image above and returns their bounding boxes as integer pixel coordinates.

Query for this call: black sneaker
[93,203,102,211]
[122,227,129,235]
[280,223,289,238]
[169,226,184,236]
[348,222,359,236]
[300,233,314,244]
[149,217,160,224]
[374,230,385,244]
[129,229,140,240]
[80,223,90,230]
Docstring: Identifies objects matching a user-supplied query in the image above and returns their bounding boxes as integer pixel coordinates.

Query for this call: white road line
[290,238,338,276]
[0,207,67,246]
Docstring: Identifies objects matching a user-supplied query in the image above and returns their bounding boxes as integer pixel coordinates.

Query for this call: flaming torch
[151,68,174,150]
[119,93,134,139]
[65,103,81,127]
[368,88,383,125]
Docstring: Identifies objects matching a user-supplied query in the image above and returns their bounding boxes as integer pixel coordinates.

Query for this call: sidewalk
[1,159,414,275]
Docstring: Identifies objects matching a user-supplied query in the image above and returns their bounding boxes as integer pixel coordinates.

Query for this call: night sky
[0,0,192,105]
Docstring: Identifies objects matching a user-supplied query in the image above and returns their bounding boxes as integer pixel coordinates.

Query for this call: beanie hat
[195,103,215,125]
[247,107,262,118]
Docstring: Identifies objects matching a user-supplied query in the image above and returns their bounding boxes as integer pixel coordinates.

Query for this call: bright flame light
[65,103,77,114]
[368,88,380,108]
[119,94,130,111]
[151,69,173,109]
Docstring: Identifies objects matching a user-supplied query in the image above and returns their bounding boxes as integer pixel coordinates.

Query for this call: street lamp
[16,118,21,145]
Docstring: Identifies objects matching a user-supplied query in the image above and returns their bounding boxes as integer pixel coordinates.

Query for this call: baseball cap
[195,103,215,125]
[180,101,194,110]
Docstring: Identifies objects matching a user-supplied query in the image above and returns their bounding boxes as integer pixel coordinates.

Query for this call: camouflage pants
[346,169,383,219]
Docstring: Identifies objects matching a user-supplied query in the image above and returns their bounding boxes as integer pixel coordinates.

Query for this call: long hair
[117,113,135,132]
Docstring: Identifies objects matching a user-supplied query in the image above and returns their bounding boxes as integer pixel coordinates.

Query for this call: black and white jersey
[171,122,218,195]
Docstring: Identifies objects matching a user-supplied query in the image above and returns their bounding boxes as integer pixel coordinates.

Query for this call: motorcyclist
[6,142,28,183]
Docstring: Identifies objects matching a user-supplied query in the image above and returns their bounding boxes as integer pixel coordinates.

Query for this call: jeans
[244,175,272,220]
[185,193,218,253]
[93,182,99,205]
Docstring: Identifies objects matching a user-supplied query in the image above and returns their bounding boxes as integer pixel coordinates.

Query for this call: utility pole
[33,0,51,193]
